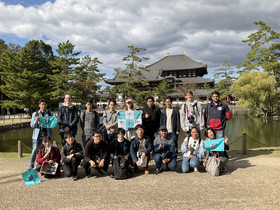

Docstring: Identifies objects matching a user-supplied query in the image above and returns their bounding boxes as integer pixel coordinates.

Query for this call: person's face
[212,94,219,103]
[165,99,172,108]
[43,140,51,148]
[191,129,198,139]
[186,93,193,102]
[93,133,102,144]
[109,102,116,111]
[136,127,145,137]
[208,130,215,139]
[86,102,93,110]
[147,99,154,107]
[39,102,47,112]
[127,101,132,108]
[65,135,75,145]
[159,129,168,139]
[117,132,124,141]
[64,94,72,104]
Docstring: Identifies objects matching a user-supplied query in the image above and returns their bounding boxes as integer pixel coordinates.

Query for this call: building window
[188,71,191,77]
[183,72,186,77]
[192,70,196,77]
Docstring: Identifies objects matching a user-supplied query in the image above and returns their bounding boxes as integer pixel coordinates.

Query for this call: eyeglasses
[65,98,71,99]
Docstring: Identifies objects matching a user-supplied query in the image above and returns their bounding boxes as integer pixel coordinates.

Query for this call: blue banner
[118,110,142,129]
[39,116,58,128]
[22,169,41,186]
[204,138,225,151]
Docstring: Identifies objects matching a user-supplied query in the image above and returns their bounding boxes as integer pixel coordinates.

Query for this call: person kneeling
[36,136,61,178]
[82,129,110,178]
[130,124,153,174]
[61,132,83,181]
[154,125,177,174]
[181,127,203,173]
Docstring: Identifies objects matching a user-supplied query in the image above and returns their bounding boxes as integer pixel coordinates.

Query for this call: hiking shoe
[166,164,170,171]
[72,175,78,181]
[155,167,162,174]
[194,167,198,172]
[96,168,104,175]
[143,167,149,174]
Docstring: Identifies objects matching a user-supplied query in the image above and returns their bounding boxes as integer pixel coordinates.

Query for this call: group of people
[28,90,232,180]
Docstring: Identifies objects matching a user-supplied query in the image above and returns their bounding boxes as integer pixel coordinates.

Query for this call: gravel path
[0,155,279,210]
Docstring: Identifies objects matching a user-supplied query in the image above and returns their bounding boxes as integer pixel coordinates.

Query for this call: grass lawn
[0,152,30,159]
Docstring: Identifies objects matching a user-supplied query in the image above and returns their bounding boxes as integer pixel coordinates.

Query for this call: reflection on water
[1,113,280,153]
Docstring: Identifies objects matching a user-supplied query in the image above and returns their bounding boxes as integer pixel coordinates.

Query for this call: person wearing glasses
[124,99,136,141]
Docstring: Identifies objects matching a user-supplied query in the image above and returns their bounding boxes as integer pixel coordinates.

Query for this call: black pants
[62,157,81,177]
[81,159,109,175]
[61,134,75,146]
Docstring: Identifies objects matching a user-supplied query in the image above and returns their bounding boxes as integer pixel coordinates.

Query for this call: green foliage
[237,20,280,85]
[230,71,279,117]
[154,80,173,103]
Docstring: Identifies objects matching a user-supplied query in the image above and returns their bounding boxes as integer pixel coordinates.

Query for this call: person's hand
[68,154,74,160]
[114,156,117,159]
[64,127,69,132]
[188,155,193,159]
[140,110,143,114]
[75,152,79,155]
[159,141,163,150]
[145,113,149,118]
[90,160,96,168]
[203,162,207,167]
[116,111,119,115]
[35,116,39,122]
[176,131,179,135]
[124,156,128,160]
[106,125,111,130]
[185,141,188,148]
[43,152,50,159]
[224,136,228,144]
[141,152,146,160]
[162,159,170,164]
[183,129,188,133]
[99,159,105,168]
[110,128,115,133]
[136,161,142,166]
[49,160,54,164]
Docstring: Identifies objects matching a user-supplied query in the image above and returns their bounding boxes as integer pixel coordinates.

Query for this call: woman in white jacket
[181,127,204,173]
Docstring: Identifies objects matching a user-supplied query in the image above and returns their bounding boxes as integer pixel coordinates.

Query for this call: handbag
[205,152,221,176]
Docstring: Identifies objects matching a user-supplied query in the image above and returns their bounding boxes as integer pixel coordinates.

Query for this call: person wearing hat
[124,98,136,141]
[153,125,177,174]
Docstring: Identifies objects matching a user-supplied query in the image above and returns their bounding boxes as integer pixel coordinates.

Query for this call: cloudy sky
[0,0,280,85]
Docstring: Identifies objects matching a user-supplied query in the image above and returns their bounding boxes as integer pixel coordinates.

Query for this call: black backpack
[112,155,130,180]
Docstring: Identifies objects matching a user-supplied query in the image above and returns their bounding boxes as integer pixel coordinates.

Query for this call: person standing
[80,99,99,147]
[142,96,161,143]
[124,99,136,141]
[204,91,232,138]
[180,91,204,138]
[103,100,118,145]
[160,96,180,152]
[57,93,79,146]
[29,99,54,170]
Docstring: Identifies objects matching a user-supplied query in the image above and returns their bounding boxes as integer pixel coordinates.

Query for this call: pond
[0,113,279,153]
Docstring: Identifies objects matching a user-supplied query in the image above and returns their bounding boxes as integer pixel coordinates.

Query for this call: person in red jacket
[204,91,232,138]
[36,136,61,177]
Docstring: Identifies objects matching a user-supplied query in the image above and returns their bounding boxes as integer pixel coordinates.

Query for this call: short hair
[64,131,75,139]
[165,96,173,103]
[65,93,72,98]
[211,91,220,97]
[146,96,154,102]
[205,127,217,139]
[135,124,145,131]
[42,136,51,143]
[92,128,102,136]
[38,98,47,104]
[117,128,126,135]
[85,99,93,104]
[185,91,193,96]
[109,100,116,105]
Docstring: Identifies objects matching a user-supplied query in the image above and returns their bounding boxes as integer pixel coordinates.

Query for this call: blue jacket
[153,135,175,161]
[30,110,54,140]
[130,135,153,163]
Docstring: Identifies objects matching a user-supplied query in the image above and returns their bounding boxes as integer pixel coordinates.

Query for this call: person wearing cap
[124,98,136,141]
[153,125,177,174]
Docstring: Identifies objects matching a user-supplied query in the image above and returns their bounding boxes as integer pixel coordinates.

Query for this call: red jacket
[37,145,61,176]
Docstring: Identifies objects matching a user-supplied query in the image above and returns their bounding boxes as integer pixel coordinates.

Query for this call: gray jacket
[103,110,118,134]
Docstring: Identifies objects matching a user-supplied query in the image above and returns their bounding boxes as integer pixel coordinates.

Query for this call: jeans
[29,134,46,169]
[215,129,225,138]
[168,132,178,153]
[63,157,82,177]
[182,156,199,173]
[154,153,177,170]
[185,128,201,138]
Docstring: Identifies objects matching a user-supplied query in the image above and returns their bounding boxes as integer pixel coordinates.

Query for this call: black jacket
[58,105,79,135]
[61,140,83,164]
[109,139,131,160]
[160,107,180,134]
[130,135,153,163]
[142,105,161,134]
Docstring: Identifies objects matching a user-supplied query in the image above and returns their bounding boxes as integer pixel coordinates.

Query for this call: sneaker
[155,167,162,174]
[194,167,198,172]
[143,167,149,174]
[166,164,170,171]
[86,174,91,178]
[96,168,104,175]
[72,175,78,181]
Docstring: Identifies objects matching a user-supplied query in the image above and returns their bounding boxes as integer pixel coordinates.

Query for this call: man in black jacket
[142,96,161,143]
[57,93,79,146]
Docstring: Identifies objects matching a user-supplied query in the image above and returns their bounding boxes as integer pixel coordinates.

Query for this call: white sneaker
[194,167,198,172]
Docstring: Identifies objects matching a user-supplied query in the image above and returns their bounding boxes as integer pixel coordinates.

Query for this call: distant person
[130,124,153,174]
[29,99,54,170]
[80,99,99,147]
[124,99,136,141]
[61,132,83,181]
[57,93,79,146]
[153,126,177,174]
[160,96,180,153]
[180,90,204,138]
[142,97,161,143]
[204,91,232,138]
[82,129,110,178]
[36,136,61,178]
[103,100,118,144]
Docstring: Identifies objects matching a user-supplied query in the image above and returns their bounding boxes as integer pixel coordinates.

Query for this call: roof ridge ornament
[166,53,169,56]
[183,51,186,55]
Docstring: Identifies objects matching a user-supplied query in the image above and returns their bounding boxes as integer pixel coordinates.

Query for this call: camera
[187,115,195,124]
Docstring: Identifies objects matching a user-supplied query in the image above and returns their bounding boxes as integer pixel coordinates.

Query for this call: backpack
[184,103,198,114]
[112,155,130,180]
[205,152,221,176]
